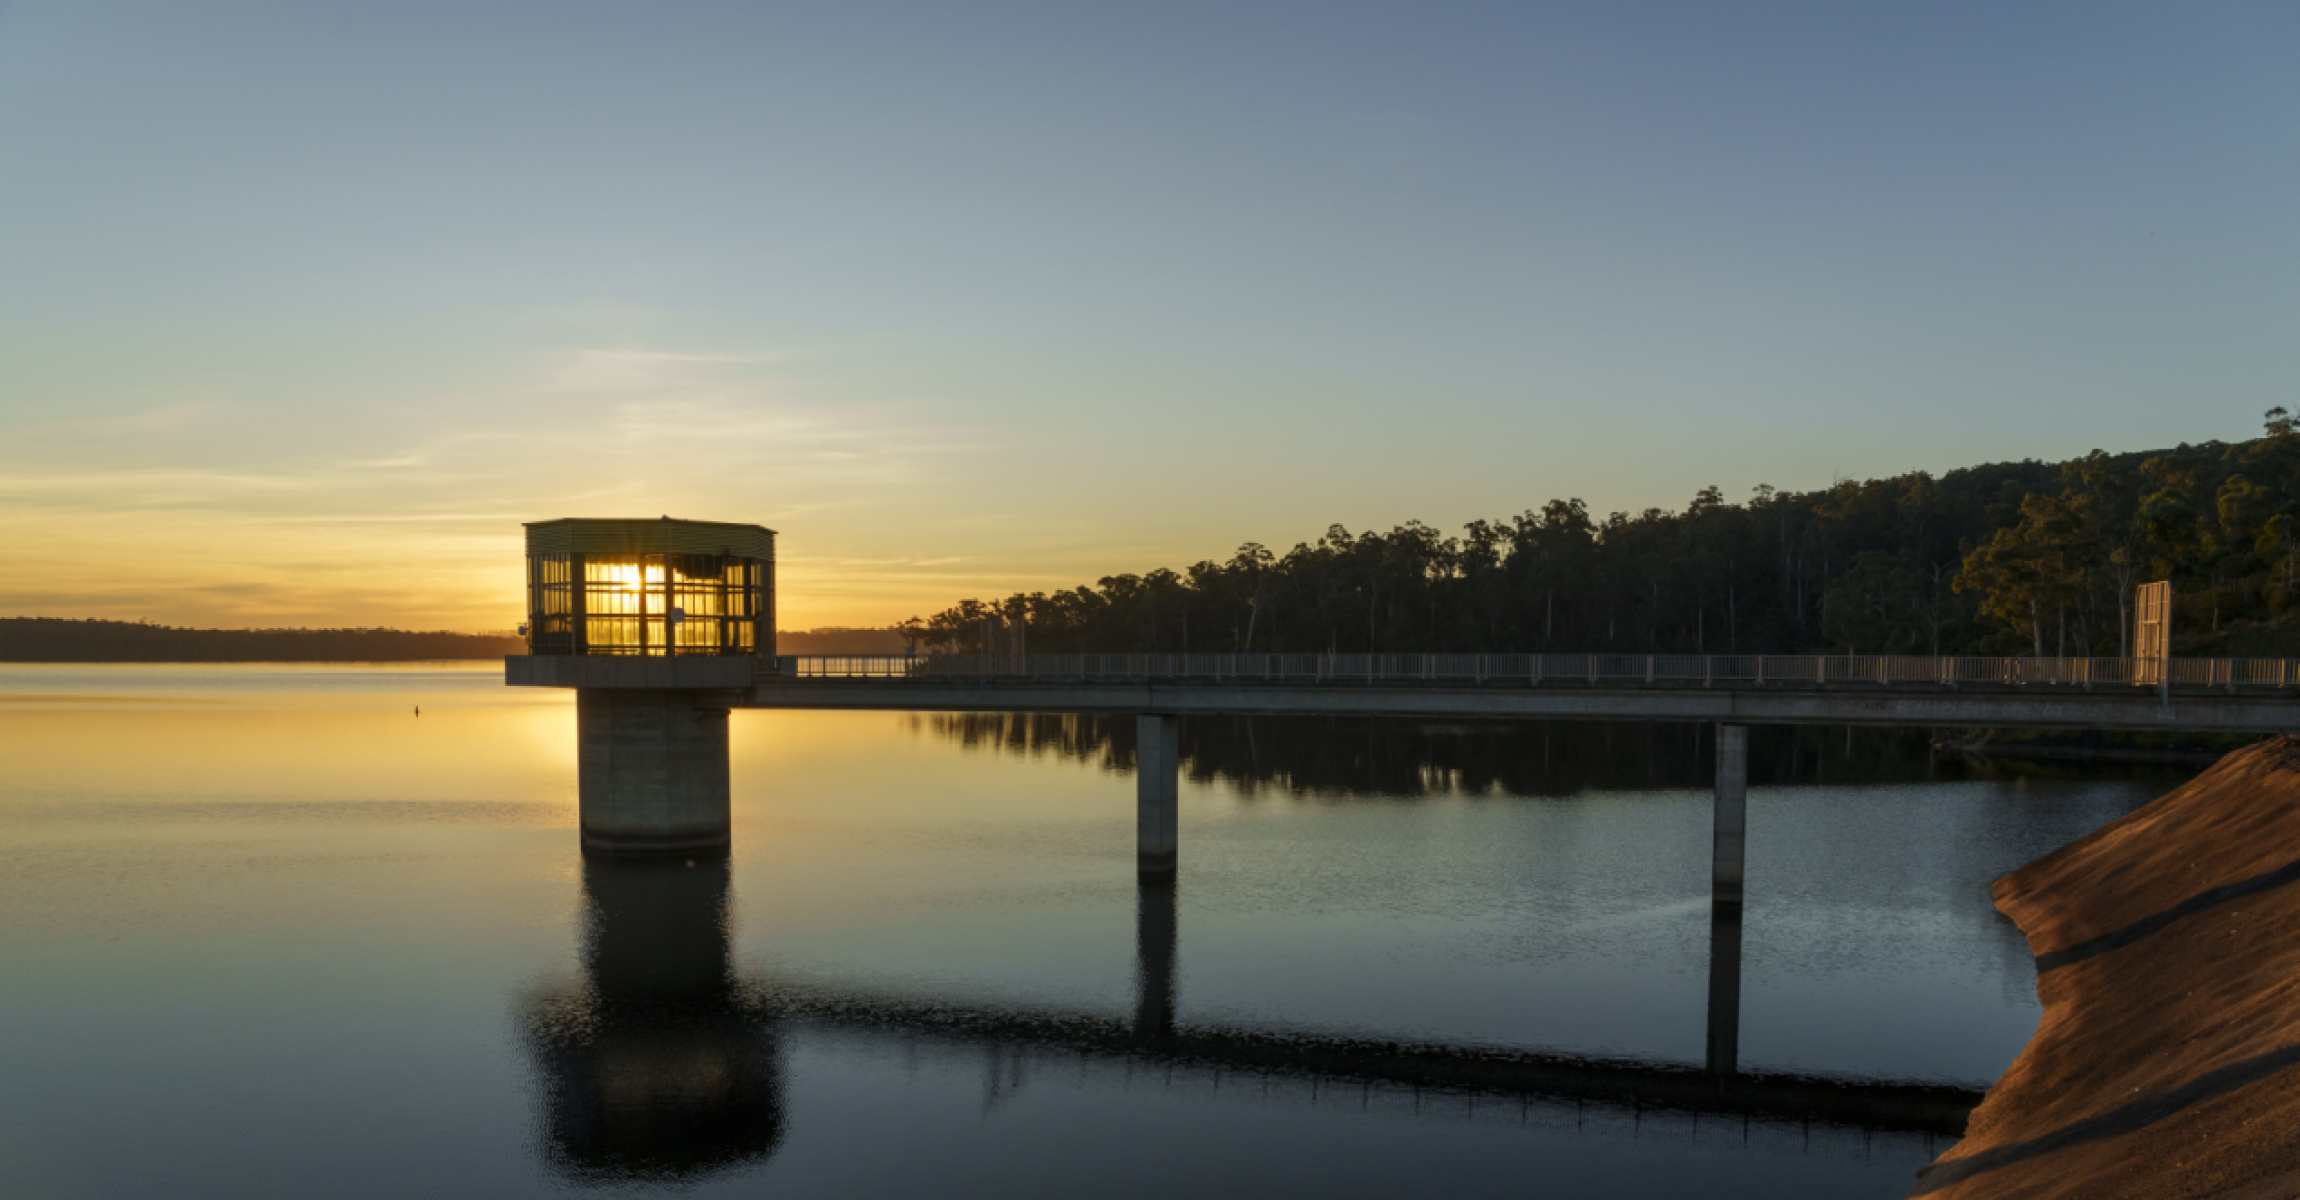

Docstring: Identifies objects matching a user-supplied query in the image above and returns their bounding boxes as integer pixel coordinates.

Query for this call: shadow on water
[520,859,1981,1184]
[908,713,2201,796]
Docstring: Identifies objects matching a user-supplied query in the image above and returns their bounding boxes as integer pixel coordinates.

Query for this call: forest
[904,412,2300,660]
[0,619,527,662]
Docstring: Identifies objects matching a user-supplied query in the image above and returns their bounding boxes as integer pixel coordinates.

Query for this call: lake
[0,664,2177,1198]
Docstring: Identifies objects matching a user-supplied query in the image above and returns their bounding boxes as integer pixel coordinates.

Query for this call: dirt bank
[1914,736,2300,1198]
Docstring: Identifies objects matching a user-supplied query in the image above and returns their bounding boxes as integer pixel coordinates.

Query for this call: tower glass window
[524,518,776,657]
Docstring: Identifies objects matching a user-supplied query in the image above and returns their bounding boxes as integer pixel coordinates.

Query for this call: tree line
[904,412,2300,660]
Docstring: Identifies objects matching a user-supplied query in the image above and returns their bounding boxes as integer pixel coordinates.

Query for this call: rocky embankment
[1915,736,2300,1198]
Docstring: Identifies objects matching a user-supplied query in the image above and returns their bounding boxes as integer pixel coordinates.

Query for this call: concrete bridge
[505,518,2275,873]
[507,649,2300,893]
[505,648,2296,1135]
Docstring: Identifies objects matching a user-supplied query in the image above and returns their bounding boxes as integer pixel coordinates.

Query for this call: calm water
[0,665,2175,1198]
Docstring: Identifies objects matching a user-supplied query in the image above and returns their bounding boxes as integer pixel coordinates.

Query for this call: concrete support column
[578,689,731,855]
[1713,724,1747,907]
[1137,714,1180,879]
[1707,722,1747,1078]
[1134,878,1178,1041]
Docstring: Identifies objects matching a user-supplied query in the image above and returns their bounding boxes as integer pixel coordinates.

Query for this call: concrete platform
[508,654,755,690]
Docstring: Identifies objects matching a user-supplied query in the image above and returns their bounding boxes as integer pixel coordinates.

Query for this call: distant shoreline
[0,618,524,663]
[0,617,910,662]
[0,655,518,664]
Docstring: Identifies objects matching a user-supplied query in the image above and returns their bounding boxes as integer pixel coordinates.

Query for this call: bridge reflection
[521,859,1978,1185]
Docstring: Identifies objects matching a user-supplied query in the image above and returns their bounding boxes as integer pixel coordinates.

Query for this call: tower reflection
[523,857,785,1185]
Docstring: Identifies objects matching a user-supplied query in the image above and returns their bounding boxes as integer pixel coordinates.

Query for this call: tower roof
[524,518,776,559]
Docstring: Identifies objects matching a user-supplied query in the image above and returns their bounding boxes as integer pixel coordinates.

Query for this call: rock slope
[1916,736,2300,1198]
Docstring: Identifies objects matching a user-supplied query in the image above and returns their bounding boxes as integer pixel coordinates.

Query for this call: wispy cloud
[25,403,231,438]
[0,341,985,628]
[545,348,776,393]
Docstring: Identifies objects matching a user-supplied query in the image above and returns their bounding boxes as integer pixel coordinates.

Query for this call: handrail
[763,652,2300,691]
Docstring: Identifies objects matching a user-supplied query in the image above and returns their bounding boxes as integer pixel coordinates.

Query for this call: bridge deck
[507,653,2300,733]
[738,678,2300,734]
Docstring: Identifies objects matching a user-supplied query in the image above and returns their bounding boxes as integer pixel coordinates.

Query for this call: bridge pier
[1707,723,1747,1076]
[1137,714,1180,879]
[577,689,732,855]
[1713,724,1747,907]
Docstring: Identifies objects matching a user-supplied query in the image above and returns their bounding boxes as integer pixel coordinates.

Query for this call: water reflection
[522,858,786,1185]
[1136,878,1177,1041]
[1707,901,1744,1077]
[3,668,2164,1196]
[501,714,2156,1184]
[755,886,1968,1134]
[912,712,2193,796]
[522,861,1974,1181]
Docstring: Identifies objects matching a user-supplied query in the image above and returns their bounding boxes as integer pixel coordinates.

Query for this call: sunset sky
[1,1,2293,632]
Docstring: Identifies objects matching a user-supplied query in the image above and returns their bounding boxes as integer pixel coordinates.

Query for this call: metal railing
[767,652,2300,691]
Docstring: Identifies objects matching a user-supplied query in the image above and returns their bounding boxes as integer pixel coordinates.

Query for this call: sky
[0,1,2294,632]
